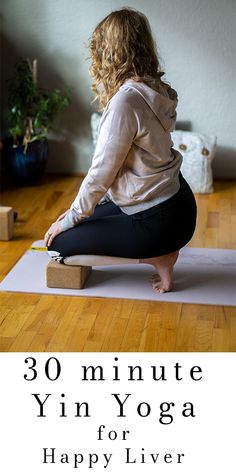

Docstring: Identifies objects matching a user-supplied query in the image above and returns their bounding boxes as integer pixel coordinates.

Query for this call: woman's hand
[56,210,69,222]
[44,210,70,247]
[44,220,63,247]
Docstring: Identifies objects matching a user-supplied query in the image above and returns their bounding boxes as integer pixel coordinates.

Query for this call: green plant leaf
[6,56,71,145]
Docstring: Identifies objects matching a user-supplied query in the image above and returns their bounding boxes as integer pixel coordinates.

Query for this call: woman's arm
[60,91,137,231]
[44,90,137,245]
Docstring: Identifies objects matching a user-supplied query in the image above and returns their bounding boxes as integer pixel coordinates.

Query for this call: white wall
[1,0,235,178]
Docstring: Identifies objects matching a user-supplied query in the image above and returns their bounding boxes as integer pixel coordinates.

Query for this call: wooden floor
[0,175,235,352]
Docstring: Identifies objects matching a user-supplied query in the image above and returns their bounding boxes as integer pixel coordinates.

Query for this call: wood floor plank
[82,299,120,352]
[194,320,214,351]
[138,311,162,352]
[0,337,14,352]
[175,304,198,350]
[120,301,150,351]
[101,317,129,352]
[46,297,88,351]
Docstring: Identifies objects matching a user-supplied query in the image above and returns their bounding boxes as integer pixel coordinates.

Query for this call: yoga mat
[0,241,235,306]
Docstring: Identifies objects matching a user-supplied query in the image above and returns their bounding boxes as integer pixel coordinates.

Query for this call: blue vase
[3,137,48,185]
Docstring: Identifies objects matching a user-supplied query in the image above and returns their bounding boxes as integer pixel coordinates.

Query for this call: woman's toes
[150,273,161,282]
[153,286,165,293]
[152,281,164,292]
[155,287,164,293]
[152,280,172,293]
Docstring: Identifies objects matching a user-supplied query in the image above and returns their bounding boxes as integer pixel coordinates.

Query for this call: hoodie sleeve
[60,90,137,231]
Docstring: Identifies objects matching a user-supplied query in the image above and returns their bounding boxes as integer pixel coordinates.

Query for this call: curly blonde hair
[89,8,165,109]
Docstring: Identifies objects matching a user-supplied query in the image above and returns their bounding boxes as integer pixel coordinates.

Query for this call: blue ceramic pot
[3,137,48,185]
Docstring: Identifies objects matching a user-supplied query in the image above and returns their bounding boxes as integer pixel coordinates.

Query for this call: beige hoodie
[61,80,182,231]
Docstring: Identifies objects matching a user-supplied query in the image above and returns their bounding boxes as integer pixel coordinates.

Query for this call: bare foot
[139,251,179,293]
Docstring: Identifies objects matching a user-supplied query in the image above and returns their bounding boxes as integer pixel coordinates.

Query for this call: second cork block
[46,260,92,289]
[0,206,14,240]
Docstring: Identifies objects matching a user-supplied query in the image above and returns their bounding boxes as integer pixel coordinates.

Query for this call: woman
[44,8,197,293]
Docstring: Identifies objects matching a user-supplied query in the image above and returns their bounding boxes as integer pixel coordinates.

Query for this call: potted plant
[3,57,71,185]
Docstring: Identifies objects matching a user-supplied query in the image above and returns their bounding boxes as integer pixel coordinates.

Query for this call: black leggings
[49,175,197,259]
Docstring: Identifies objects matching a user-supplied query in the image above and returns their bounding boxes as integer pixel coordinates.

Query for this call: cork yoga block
[46,260,92,289]
[0,206,14,240]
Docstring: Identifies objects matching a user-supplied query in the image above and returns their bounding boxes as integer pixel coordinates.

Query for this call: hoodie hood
[121,79,178,132]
